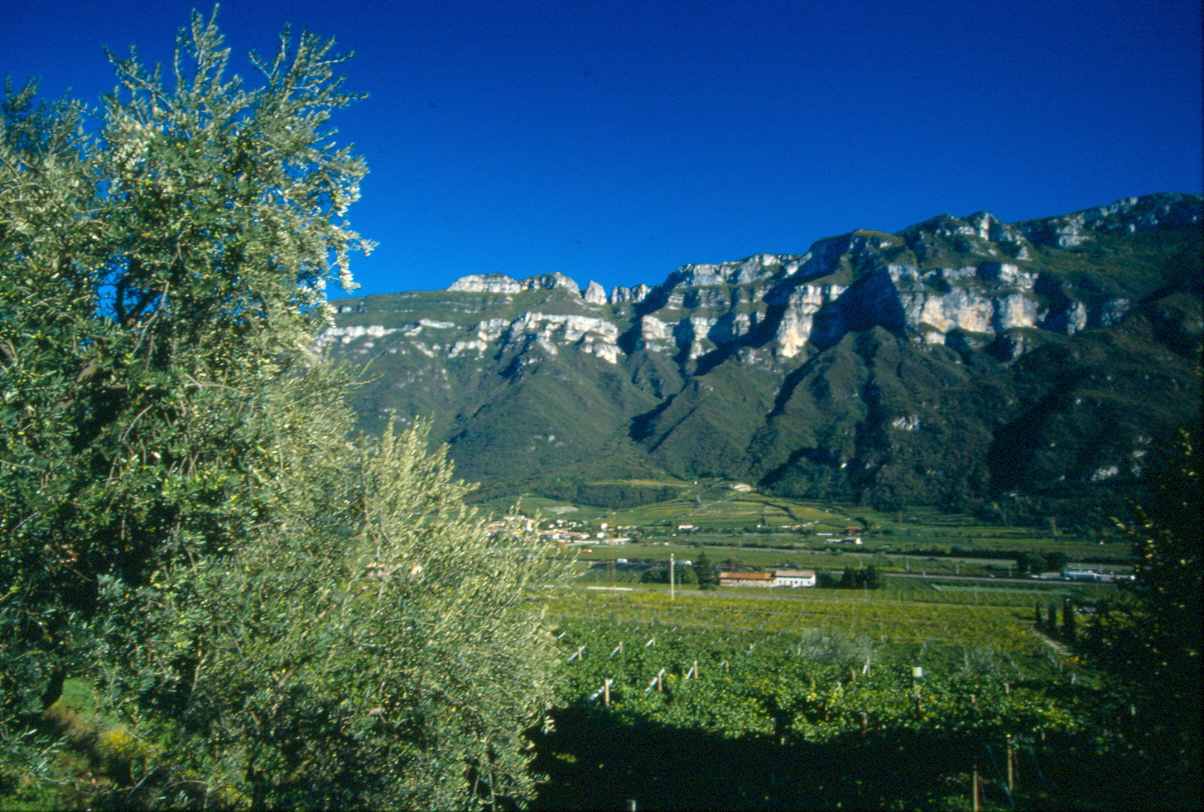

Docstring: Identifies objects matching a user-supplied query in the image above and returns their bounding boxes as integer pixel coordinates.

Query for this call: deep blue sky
[4,0,1201,297]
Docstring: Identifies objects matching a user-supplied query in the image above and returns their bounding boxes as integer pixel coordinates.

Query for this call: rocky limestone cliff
[319,193,1202,516]
[327,194,1198,370]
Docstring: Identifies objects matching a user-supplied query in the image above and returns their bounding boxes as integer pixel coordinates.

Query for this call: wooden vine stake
[1007,735,1014,791]
[972,758,980,812]
[604,678,613,708]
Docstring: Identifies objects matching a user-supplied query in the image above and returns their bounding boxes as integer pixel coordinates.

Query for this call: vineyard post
[604,678,612,708]
[1007,735,1014,791]
[670,554,675,601]
[859,711,867,737]
[972,758,980,812]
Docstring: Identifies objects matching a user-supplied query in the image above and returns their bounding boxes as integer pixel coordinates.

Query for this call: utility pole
[670,553,675,601]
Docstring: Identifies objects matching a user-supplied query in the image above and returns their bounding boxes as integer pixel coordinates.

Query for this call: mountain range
[321,193,1202,524]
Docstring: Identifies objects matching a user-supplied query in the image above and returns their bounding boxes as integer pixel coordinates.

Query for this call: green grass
[545,587,1056,664]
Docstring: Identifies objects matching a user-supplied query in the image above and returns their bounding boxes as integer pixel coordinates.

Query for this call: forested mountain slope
[324,193,1202,520]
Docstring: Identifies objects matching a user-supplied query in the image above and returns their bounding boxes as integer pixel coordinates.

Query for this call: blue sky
[4,0,1201,297]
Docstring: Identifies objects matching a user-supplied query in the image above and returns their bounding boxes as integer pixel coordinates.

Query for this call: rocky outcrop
[319,194,1202,514]
[522,272,580,293]
[1017,193,1203,247]
[326,194,1199,369]
[447,273,524,294]
[609,283,653,305]
[503,312,621,363]
[446,272,584,295]
[583,280,608,305]
[667,253,792,288]
[317,324,399,344]
[773,284,846,358]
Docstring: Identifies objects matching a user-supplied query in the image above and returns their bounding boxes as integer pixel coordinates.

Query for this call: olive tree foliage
[2,11,560,809]
[2,7,368,694]
[95,421,559,809]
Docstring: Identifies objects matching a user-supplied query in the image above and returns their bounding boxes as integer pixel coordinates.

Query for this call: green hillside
[324,194,1203,522]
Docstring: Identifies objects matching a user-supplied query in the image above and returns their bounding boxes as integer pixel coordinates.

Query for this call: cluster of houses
[818,527,863,544]
[718,569,817,588]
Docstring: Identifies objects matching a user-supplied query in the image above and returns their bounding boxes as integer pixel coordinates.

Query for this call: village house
[719,569,817,588]
[718,571,774,588]
[772,569,817,588]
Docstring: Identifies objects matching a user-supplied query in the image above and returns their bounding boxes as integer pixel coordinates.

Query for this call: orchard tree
[693,550,718,589]
[1,10,560,809]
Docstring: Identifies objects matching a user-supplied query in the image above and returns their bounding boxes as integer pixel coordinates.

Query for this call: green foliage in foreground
[1080,429,1202,802]
[91,424,559,809]
[1,11,558,809]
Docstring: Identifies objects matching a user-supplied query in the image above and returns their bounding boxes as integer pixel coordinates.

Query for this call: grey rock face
[327,194,1199,368]
[317,194,1201,513]
[609,283,652,305]
[447,273,524,293]
[583,280,608,305]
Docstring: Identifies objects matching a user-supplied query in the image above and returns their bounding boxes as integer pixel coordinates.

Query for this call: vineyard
[530,589,1154,810]
[550,589,1072,653]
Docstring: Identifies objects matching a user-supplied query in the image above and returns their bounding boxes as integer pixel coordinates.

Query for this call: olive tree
[2,7,368,705]
[2,10,559,808]
[95,420,559,809]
